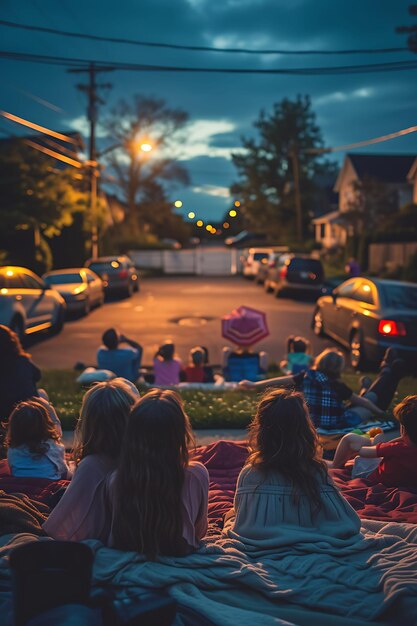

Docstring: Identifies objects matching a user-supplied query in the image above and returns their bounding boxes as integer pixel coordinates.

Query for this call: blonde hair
[73,379,139,463]
[313,348,345,380]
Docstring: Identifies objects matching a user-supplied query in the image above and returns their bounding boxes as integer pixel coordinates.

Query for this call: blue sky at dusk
[1,0,417,222]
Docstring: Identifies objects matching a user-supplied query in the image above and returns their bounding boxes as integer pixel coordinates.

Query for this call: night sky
[1,0,417,221]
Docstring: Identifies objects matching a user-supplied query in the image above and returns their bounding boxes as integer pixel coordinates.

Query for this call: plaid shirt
[300,369,346,429]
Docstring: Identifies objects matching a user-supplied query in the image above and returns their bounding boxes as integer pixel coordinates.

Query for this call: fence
[368,241,417,273]
[128,247,241,276]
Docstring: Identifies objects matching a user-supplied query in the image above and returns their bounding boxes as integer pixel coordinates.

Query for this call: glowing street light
[196,220,204,227]
[234,200,241,207]
[229,209,237,217]
[174,200,183,208]
[188,211,195,219]
[206,224,212,231]
[139,142,153,153]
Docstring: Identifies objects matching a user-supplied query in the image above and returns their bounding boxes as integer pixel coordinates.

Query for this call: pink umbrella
[222,305,269,347]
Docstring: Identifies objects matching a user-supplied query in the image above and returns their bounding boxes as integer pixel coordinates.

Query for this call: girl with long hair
[0,324,41,424]
[224,389,361,547]
[109,389,209,558]
[43,378,138,542]
[6,399,69,480]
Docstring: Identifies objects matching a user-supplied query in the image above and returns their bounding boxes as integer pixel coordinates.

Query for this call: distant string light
[229,209,237,217]
[188,211,195,219]
[174,200,182,208]
[223,222,230,228]
[196,220,204,227]
[234,200,241,207]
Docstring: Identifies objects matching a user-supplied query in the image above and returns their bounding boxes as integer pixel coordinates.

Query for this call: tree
[103,96,189,235]
[0,140,88,271]
[231,95,334,242]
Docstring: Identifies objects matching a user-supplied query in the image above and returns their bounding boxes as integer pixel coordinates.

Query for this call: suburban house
[313,153,416,249]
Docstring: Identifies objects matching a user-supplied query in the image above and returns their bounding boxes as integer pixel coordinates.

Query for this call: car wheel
[83,299,91,316]
[274,286,282,298]
[264,281,272,293]
[124,282,134,298]
[51,306,65,335]
[134,280,140,293]
[313,308,325,337]
[10,316,24,341]
[350,330,368,370]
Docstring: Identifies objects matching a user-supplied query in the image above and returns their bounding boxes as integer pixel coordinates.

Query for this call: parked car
[255,248,290,285]
[43,268,104,316]
[242,248,275,278]
[312,277,417,369]
[0,266,66,338]
[84,256,139,297]
[264,254,324,297]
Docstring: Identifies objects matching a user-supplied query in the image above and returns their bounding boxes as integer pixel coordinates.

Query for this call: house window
[320,223,325,239]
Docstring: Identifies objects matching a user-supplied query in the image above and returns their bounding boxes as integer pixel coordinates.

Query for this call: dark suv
[85,256,139,297]
[264,254,324,298]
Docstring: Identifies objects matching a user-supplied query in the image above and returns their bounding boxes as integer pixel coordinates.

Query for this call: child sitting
[332,395,417,488]
[153,342,183,386]
[184,347,206,383]
[6,399,69,480]
[279,335,313,374]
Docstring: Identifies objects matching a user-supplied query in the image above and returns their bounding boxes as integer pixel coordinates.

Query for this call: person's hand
[119,334,127,343]
[239,380,256,390]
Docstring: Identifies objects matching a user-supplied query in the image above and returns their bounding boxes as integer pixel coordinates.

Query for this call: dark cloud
[0,0,416,219]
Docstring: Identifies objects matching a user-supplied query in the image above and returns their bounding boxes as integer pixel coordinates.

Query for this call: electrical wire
[1,48,417,74]
[0,19,408,56]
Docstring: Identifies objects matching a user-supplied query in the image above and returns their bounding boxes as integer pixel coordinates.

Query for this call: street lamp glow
[229,209,237,217]
[140,143,153,152]
[196,220,204,227]
[206,224,212,231]
[174,200,183,208]
[234,201,241,207]
[188,211,195,219]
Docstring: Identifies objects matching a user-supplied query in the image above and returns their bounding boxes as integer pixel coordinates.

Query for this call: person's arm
[350,393,385,418]
[239,374,296,391]
[120,335,142,354]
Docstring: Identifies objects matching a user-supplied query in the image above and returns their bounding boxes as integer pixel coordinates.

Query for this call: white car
[0,266,66,338]
[43,268,104,316]
[242,247,276,278]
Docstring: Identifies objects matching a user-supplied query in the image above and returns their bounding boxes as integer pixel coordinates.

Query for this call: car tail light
[118,269,128,279]
[378,319,406,337]
[280,265,288,280]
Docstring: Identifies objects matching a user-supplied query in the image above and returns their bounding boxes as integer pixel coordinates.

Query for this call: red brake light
[378,320,406,337]
[280,265,288,280]
[118,269,128,279]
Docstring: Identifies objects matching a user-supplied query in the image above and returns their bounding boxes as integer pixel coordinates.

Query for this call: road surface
[30,276,335,369]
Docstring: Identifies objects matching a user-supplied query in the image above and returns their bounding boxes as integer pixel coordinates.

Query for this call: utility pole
[68,63,112,259]
[290,143,303,243]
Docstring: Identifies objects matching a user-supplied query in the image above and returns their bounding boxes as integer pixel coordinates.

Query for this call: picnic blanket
[0,492,48,536]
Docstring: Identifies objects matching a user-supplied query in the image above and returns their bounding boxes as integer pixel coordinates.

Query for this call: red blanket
[2,441,417,526]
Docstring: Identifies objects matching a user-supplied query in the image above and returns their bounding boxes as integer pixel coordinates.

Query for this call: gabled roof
[347,153,416,184]
[312,210,346,225]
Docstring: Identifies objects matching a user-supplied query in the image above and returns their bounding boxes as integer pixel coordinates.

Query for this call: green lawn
[43,369,416,432]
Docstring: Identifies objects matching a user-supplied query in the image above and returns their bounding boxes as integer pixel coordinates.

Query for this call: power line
[311,125,417,154]
[0,19,408,56]
[1,48,417,74]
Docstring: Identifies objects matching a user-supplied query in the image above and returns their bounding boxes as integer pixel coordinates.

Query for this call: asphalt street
[30,276,336,370]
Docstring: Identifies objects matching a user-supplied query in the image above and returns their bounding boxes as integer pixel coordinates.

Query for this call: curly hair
[394,395,417,445]
[248,388,328,516]
[111,389,195,559]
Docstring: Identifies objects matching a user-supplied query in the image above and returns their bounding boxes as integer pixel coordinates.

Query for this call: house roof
[347,153,416,184]
[312,210,346,225]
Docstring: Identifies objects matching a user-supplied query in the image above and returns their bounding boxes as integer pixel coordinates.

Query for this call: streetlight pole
[290,143,303,243]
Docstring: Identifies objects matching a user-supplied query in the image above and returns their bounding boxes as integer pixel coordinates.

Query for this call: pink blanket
[2,441,417,526]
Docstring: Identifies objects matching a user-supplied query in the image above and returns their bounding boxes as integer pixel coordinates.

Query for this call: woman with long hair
[224,389,361,547]
[0,324,41,423]
[109,389,209,558]
[43,378,138,542]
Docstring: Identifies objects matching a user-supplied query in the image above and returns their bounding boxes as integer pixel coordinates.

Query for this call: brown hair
[394,395,417,445]
[313,348,345,380]
[0,325,30,374]
[6,399,60,455]
[111,389,195,558]
[248,388,328,515]
[73,379,138,463]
